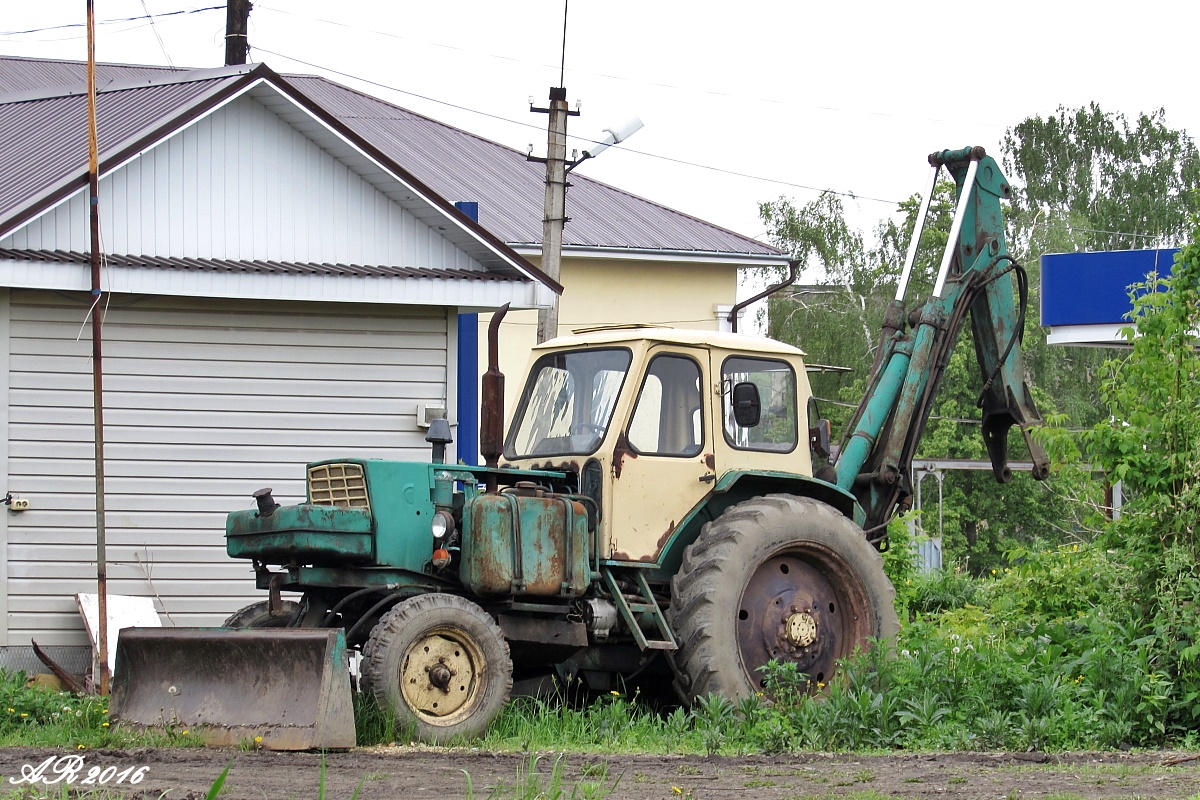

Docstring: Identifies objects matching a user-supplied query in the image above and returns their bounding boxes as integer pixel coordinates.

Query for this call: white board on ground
[74,593,162,678]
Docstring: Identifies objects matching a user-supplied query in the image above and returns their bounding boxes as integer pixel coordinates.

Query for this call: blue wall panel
[1041,249,1178,326]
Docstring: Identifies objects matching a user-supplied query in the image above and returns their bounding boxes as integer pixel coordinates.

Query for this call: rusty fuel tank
[460,483,591,597]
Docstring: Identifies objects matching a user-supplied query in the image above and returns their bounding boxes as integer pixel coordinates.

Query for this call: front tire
[363,593,512,743]
[222,600,301,629]
[670,495,898,702]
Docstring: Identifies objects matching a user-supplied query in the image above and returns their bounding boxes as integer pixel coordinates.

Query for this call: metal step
[601,568,678,651]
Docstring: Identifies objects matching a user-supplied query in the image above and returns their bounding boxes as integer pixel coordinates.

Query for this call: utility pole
[224,0,252,66]
[85,0,110,697]
[530,88,576,344]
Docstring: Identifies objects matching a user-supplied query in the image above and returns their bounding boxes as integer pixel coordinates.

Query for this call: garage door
[1,289,449,648]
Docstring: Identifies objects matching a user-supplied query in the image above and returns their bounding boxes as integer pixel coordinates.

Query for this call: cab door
[605,347,715,562]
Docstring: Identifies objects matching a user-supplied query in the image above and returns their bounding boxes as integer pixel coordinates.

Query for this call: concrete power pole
[533,87,573,344]
[225,0,252,66]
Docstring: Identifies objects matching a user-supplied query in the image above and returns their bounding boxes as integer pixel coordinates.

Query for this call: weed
[465,754,621,800]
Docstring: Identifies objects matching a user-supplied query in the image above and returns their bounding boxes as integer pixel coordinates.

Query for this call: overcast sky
[4,1,1197,252]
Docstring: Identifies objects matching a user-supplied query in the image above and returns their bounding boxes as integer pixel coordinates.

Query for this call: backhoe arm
[833,147,1050,533]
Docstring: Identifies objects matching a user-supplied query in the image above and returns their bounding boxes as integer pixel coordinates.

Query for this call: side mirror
[807,397,831,458]
[731,382,761,427]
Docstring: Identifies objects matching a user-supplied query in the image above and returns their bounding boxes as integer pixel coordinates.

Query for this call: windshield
[505,348,632,459]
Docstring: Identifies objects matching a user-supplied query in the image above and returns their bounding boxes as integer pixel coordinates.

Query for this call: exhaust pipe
[480,304,509,492]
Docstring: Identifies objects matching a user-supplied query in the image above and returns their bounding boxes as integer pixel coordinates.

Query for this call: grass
[464,753,621,800]
[0,671,175,751]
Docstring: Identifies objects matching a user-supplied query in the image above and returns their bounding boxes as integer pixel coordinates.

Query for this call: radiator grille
[308,463,369,510]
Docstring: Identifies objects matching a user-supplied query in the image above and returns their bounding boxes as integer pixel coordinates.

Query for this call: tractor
[111,146,1050,748]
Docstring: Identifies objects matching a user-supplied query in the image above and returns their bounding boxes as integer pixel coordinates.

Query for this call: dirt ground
[2,746,1200,799]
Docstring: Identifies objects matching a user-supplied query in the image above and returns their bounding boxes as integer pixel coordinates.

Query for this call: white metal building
[0,61,556,671]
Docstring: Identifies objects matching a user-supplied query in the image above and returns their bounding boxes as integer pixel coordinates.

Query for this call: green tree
[1051,237,1200,734]
[1003,103,1200,252]
[759,184,1060,572]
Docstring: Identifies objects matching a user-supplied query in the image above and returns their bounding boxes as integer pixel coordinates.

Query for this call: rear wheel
[222,600,301,629]
[670,494,898,701]
[363,593,512,743]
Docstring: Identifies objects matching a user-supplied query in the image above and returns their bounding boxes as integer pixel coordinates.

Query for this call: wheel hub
[401,632,475,717]
[738,551,870,690]
[427,661,454,691]
[785,611,818,647]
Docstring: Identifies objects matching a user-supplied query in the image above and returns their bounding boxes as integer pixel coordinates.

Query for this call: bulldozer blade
[110,627,356,750]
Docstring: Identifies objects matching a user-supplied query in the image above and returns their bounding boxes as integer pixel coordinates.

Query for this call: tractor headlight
[431,510,456,540]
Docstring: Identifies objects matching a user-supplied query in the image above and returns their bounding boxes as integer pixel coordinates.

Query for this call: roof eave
[0,64,268,241]
[265,71,562,295]
[510,243,789,267]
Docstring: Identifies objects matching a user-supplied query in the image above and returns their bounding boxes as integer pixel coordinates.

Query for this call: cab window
[627,354,703,457]
[505,348,632,458]
[721,356,797,452]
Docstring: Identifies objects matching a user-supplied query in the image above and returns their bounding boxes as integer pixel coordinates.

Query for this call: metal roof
[534,324,805,355]
[0,248,525,281]
[0,59,557,292]
[0,56,189,95]
[0,69,248,232]
[0,55,781,260]
[290,77,780,256]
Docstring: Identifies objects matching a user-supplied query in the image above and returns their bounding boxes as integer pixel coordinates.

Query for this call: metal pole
[224,0,252,66]
[86,0,110,696]
[932,155,981,299]
[894,164,940,302]
[536,87,568,344]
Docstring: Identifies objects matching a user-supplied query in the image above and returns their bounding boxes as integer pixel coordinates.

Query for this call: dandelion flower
[77,745,86,750]
[952,646,961,654]
[5,708,12,713]
[671,788,683,795]
[610,690,620,696]
[19,713,27,718]
[101,722,110,727]
[254,736,263,743]
[181,730,189,736]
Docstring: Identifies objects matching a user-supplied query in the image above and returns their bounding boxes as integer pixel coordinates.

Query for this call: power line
[253,46,902,207]
[139,0,176,69]
[0,6,222,37]
[252,3,1008,130]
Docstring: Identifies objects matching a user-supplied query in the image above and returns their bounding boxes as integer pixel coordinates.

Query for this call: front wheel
[222,600,301,629]
[363,593,512,743]
[670,495,898,702]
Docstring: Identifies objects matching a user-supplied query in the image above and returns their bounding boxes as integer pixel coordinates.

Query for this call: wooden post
[225,0,252,66]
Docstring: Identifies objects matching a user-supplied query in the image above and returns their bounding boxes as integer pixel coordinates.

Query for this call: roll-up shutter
[3,289,447,646]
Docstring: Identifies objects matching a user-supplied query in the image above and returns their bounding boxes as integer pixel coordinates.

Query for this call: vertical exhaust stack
[480,304,509,492]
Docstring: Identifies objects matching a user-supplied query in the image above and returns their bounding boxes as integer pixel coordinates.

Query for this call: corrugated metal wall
[2,289,447,646]
[3,93,479,270]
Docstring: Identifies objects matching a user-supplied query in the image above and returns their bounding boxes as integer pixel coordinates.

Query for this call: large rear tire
[363,593,512,743]
[670,494,898,702]
[222,600,301,629]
